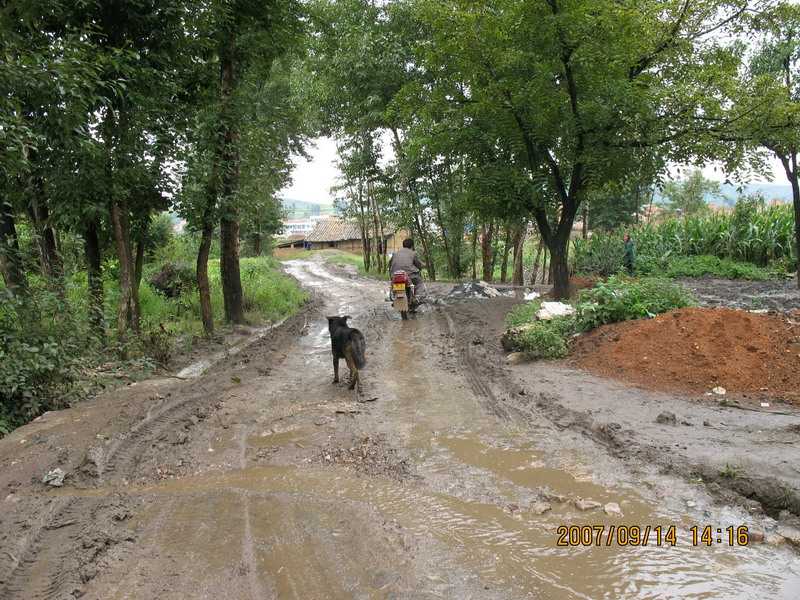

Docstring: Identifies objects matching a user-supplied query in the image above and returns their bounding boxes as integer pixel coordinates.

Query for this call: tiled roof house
[305,219,407,254]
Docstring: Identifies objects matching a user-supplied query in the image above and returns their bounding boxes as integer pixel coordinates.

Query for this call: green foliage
[571,235,627,277]
[658,170,723,218]
[0,288,100,431]
[576,276,695,330]
[513,320,573,359]
[651,255,775,279]
[505,276,693,359]
[572,195,795,279]
[505,299,543,329]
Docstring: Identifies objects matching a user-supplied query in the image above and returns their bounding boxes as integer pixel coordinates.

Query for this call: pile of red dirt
[570,307,800,403]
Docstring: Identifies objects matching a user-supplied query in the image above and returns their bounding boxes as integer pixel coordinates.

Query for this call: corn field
[571,199,796,276]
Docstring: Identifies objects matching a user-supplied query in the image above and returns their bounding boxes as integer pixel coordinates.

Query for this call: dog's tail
[351,331,367,369]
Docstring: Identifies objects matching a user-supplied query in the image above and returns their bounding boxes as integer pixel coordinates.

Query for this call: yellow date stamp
[555,525,749,547]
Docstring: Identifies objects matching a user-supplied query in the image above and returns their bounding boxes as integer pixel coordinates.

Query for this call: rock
[536,302,576,321]
[529,502,552,515]
[573,498,603,511]
[776,527,800,547]
[541,490,567,504]
[655,411,677,426]
[603,502,624,517]
[506,352,528,365]
[501,324,535,352]
[448,280,502,298]
[765,534,787,547]
[748,529,765,543]
[712,386,727,395]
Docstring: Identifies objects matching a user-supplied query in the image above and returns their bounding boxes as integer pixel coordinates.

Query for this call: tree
[659,169,723,218]
[739,2,800,285]
[184,0,304,330]
[405,0,752,298]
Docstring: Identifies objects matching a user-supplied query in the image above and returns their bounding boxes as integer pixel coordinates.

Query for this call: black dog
[326,316,367,392]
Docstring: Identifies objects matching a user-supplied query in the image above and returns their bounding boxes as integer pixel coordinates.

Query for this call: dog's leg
[332,355,340,384]
[345,352,361,392]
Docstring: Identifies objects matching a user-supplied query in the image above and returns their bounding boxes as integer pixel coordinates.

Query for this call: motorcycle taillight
[391,271,410,284]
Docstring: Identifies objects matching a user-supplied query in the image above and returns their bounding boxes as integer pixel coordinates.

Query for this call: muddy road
[1,254,799,599]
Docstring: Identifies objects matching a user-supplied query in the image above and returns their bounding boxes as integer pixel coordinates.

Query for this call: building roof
[305,220,397,242]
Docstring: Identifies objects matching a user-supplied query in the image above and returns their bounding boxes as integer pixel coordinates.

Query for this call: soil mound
[570,307,800,403]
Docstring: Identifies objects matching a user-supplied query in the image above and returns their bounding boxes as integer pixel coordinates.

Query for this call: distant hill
[282,198,338,219]
[719,182,793,203]
[654,182,794,207]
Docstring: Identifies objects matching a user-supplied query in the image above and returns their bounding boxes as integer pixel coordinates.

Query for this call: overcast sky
[278,137,341,205]
[278,136,789,205]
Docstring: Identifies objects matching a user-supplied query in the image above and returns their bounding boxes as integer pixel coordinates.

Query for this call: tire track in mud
[0,494,132,600]
[93,390,211,481]
[434,310,515,422]
[0,496,84,600]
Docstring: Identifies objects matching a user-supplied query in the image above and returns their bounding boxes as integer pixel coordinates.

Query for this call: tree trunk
[218,33,245,324]
[0,203,28,295]
[104,110,140,350]
[108,197,139,343]
[776,151,800,289]
[529,238,544,285]
[549,234,571,299]
[582,199,589,239]
[26,201,60,282]
[471,225,478,279]
[500,225,512,283]
[220,216,244,324]
[432,189,457,279]
[253,232,262,255]
[481,220,494,281]
[83,220,104,337]
[512,223,525,286]
[23,155,61,283]
[413,212,435,281]
[133,239,144,300]
[197,220,215,333]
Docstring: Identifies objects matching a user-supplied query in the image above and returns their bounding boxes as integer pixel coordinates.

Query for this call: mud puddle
[5,256,799,599]
[125,307,800,598]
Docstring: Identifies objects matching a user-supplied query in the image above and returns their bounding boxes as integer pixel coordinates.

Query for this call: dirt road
[1,254,799,599]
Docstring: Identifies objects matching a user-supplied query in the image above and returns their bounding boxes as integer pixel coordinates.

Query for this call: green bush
[514,319,573,359]
[659,255,775,280]
[576,275,695,330]
[505,299,543,329]
[570,234,625,277]
[0,289,101,431]
[505,276,694,359]
[1,257,307,436]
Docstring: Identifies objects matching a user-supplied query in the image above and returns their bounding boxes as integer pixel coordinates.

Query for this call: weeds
[721,463,743,479]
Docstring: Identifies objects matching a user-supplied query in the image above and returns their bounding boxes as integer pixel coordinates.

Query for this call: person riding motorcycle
[389,237,426,299]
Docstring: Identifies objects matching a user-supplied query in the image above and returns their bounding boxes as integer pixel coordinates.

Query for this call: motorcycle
[390,270,420,320]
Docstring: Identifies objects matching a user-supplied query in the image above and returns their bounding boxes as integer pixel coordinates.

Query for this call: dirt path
[1,255,799,599]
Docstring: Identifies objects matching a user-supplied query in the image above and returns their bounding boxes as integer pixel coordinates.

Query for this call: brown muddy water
[130,303,798,600]
[32,258,797,599]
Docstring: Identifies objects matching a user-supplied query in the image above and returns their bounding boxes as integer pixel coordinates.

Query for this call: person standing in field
[622,233,635,276]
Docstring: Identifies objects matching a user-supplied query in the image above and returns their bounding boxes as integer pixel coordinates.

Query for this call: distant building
[279,214,336,236]
[273,235,307,260]
[305,219,406,254]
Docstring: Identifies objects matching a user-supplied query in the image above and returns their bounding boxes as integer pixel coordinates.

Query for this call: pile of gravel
[447,280,503,299]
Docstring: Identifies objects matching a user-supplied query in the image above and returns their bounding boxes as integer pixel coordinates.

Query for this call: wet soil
[1,256,799,599]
